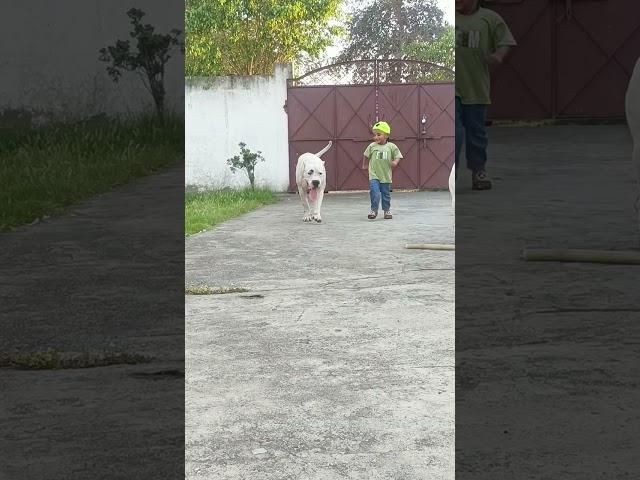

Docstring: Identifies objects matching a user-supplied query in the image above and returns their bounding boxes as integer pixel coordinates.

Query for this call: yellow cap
[372,121,391,134]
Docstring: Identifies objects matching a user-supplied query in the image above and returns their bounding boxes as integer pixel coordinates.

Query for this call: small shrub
[99,8,183,119]
[226,142,265,189]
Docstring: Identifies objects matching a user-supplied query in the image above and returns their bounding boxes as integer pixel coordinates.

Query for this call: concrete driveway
[185,191,455,479]
[1,167,185,480]
[455,125,640,478]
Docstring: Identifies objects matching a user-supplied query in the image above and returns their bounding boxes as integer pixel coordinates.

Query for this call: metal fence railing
[288,59,454,87]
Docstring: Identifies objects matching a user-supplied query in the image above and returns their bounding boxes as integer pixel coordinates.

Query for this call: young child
[362,121,403,219]
[455,0,516,190]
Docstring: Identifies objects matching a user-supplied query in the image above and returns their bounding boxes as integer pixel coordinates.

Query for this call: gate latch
[420,114,428,135]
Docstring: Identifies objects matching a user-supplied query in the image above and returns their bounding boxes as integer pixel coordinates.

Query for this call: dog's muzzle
[307,180,321,202]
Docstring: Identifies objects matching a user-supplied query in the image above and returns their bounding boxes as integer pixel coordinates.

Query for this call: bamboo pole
[523,247,640,265]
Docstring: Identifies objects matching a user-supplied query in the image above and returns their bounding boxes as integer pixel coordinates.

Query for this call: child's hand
[487,53,502,67]
[487,47,510,67]
[391,160,399,168]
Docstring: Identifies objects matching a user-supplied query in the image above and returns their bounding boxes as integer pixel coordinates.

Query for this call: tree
[338,0,446,62]
[99,8,182,119]
[294,50,337,79]
[186,0,344,76]
[402,26,454,81]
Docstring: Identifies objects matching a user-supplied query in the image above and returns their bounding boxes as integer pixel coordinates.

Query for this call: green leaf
[186,0,343,76]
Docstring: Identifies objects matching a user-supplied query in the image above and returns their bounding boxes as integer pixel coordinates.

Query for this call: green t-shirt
[455,7,516,105]
[364,141,403,183]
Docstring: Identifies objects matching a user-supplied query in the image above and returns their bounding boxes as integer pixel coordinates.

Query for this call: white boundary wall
[185,64,291,191]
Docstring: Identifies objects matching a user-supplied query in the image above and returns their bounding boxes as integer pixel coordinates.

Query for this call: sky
[438,0,455,25]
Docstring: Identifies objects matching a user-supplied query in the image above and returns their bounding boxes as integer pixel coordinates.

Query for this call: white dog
[626,57,640,237]
[296,141,332,223]
[448,162,455,208]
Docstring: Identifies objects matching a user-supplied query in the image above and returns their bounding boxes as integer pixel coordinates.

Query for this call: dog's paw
[313,215,322,223]
[303,213,312,222]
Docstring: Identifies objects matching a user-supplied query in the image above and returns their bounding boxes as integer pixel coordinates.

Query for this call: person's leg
[380,183,391,213]
[455,96,464,179]
[464,104,491,189]
[369,179,381,217]
[464,104,488,173]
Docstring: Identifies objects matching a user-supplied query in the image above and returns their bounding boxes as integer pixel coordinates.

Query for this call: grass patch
[0,349,152,370]
[185,187,278,235]
[0,114,183,232]
[185,285,249,295]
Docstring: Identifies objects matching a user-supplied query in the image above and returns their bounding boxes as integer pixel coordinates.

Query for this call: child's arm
[390,145,403,168]
[362,144,371,169]
[488,15,516,68]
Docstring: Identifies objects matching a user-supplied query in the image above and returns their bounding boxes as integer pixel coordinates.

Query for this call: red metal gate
[286,60,455,191]
[486,0,640,119]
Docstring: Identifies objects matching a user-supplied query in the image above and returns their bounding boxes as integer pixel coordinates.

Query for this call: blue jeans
[455,96,488,177]
[370,179,391,212]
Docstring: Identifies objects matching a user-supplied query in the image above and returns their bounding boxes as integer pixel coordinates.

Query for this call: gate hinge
[283,100,288,114]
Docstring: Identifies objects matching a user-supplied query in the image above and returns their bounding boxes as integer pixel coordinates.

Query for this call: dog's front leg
[448,163,455,208]
[633,143,640,237]
[298,186,312,222]
[312,190,324,223]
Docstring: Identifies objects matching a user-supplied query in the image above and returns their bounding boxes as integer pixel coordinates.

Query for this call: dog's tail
[315,141,333,158]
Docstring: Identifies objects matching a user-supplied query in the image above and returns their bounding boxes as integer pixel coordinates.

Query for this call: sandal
[472,170,492,190]
[367,211,377,219]
[384,211,392,219]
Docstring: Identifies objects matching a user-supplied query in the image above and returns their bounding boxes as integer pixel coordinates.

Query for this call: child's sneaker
[383,211,393,219]
[472,170,492,190]
[368,211,377,219]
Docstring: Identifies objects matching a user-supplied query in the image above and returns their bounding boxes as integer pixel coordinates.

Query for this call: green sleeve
[492,14,517,48]
[392,144,403,160]
[364,143,371,159]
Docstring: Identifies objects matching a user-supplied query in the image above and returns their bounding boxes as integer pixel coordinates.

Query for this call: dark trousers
[455,96,488,177]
